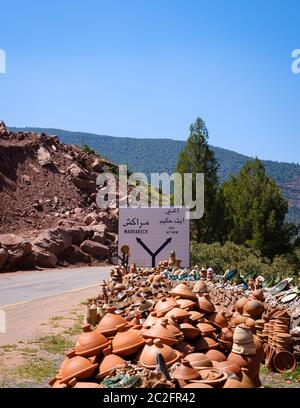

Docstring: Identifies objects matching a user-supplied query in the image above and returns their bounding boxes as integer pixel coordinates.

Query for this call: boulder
[37,146,52,166]
[91,159,103,173]
[0,248,8,270]
[0,234,32,257]
[80,240,109,258]
[67,163,87,179]
[33,247,58,268]
[73,178,96,191]
[33,228,72,255]
[92,224,107,244]
[84,212,99,225]
[61,245,91,264]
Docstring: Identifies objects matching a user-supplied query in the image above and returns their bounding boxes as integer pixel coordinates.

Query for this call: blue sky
[0,0,299,163]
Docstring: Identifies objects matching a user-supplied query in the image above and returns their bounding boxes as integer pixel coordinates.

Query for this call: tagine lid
[170,283,197,300]
[60,356,98,383]
[97,310,128,335]
[139,339,181,368]
[142,319,179,344]
[75,328,111,356]
[112,324,145,354]
[172,360,201,380]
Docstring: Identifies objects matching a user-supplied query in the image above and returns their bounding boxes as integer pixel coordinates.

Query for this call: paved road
[0,265,112,307]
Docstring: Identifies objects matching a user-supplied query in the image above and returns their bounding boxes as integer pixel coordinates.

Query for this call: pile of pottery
[49,261,269,388]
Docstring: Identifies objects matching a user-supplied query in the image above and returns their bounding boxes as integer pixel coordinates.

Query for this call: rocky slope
[0,121,119,272]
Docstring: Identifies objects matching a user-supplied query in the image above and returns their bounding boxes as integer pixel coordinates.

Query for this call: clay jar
[112,324,145,357]
[243,300,264,319]
[235,297,248,314]
[165,307,190,322]
[98,347,126,379]
[75,325,111,357]
[97,307,128,337]
[139,339,181,369]
[184,353,213,369]
[172,360,201,381]
[170,283,196,300]
[180,323,200,340]
[197,295,215,314]
[59,356,98,384]
[232,324,256,355]
[154,297,178,317]
[142,319,180,346]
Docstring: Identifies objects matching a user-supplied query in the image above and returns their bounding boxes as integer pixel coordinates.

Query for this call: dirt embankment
[0,121,120,272]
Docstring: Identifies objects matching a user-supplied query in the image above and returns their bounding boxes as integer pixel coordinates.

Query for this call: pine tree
[176,117,223,242]
[222,159,297,258]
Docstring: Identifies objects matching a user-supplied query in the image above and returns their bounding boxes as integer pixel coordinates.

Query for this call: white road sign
[118,207,189,267]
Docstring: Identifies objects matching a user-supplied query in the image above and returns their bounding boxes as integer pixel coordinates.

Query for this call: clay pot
[158,317,183,338]
[223,377,244,388]
[155,297,178,317]
[139,339,181,369]
[185,353,213,369]
[193,280,207,294]
[97,308,128,337]
[214,361,242,379]
[227,352,248,369]
[170,283,196,300]
[165,307,190,322]
[239,368,255,388]
[142,311,158,328]
[112,324,145,357]
[235,297,248,314]
[142,319,180,346]
[232,324,256,355]
[98,347,126,379]
[221,328,233,342]
[191,368,227,387]
[59,356,98,384]
[180,323,200,340]
[205,349,226,362]
[183,383,213,388]
[273,351,296,373]
[243,300,264,318]
[252,289,264,301]
[176,298,196,311]
[197,323,215,337]
[194,336,219,352]
[189,311,204,323]
[209,312,228,329]
[74,325,110,357]
[74,382,101,388]
[197,296,215,313]
[172,360,201,381]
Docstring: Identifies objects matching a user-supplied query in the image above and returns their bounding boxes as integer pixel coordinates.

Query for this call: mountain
[11,127,300,225]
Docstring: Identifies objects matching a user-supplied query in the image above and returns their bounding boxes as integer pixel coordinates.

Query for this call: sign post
[118,207,189,267]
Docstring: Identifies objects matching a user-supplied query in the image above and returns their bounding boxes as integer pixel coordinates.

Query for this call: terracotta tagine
[197,323,216,337]
[74,325,111,357]
[154,297,178,317]
[205,349,226,362]
[165,307,190,322]
[176,298,196,311]
[180,323,200,340]
[139,339,181,369]
[170,283,196,300]
[209,312,228,329]
[142,311,158,328]
[184,353,213,369]
[223,377,244,388]
[142,319,180,346]
[239,368,255,388]
[197,295,215,314]
[191,368,227,387]
[112,324,145,357]
[193,280,207,294]
[74,382,101,388]
[189,311,204,323]
[138,299,153,313]
[227,352,248,369]
[172,360,201,381]
[194,336,219,352]
[59,356,98,384]
[97,307,128,337]
[98,347,126,379]
[214,361,242,379]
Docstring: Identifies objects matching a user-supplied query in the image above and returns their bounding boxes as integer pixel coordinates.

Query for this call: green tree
[222,159,297,258]
[176,117,224,242]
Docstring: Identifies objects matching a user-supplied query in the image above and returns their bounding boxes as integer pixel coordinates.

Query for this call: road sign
[118,207,189,267]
